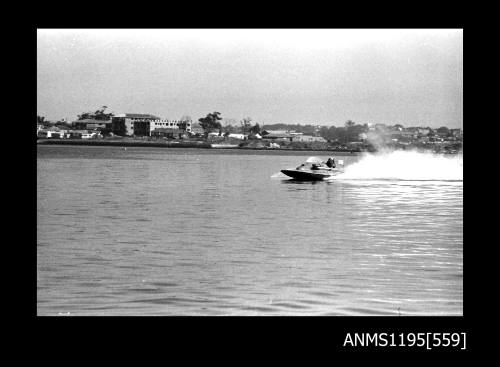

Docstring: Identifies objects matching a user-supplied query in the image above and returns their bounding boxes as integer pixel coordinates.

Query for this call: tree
[54,120,67,127]
[345,120,356,128]
[240,117,252,135]
[198,112,222,137]
[37,115,45,124]
[77,112,92,120]
[436,126,450,135]
[78,106,114,121]
[249,123,261,135]
[223,124,235,135]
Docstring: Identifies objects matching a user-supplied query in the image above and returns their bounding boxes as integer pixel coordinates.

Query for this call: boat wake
[271,172,287,178]
[338,150,463,182]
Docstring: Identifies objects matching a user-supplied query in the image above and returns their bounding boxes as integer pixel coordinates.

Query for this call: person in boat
[326,157,336,168]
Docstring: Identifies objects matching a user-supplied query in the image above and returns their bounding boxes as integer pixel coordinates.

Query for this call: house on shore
[261,131,294,142]
[37,126,68,139]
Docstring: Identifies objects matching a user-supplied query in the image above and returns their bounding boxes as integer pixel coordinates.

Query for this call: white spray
[339,150,463,181]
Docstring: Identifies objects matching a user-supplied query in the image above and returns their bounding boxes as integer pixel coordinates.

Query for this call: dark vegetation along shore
[36,136,462,154]
[37,138,213,149]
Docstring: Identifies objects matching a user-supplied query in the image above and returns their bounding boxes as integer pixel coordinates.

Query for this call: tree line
[197,112,262,138]
[77,106,114,121]
[39,106,459,143]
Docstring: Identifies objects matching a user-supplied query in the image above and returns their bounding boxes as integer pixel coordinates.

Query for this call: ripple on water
[37,147,463,315]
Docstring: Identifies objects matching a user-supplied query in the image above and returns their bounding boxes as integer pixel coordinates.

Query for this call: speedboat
[281,157,344,181]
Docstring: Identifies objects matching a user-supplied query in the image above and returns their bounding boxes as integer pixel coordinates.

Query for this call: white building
[291,135,326,143]
[118,115,192,136]
[111,113,161,136]
[149,119,191,133]
[37,128,67,138]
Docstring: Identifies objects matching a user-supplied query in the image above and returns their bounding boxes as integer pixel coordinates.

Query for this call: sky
[37,29,463,128]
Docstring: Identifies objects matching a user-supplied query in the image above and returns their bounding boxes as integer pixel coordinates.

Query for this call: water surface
[37,146,463,316]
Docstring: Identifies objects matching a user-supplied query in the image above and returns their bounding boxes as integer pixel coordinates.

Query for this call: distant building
[67,130,89,139]
[450,128,463,138]
[81,132,101,139]
[263,131,294,141]
[291,135,326,143]
[111,113,161,136]
[190,123,204,135]
[405,127,419,133]
[391,131,417,141]
[228,133,245,140]
[417,127,431,136]
[265,130,289,136]
[37,130,61,138]
[151,128,185,139]
[72,119,112,131]
[133,119,192,137]
[150,119,191,133]
[374,124,389,132]
[37,127,67,139]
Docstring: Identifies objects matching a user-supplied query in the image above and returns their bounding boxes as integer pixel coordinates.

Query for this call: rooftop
[72,119,112,124]
[114,113,162,120]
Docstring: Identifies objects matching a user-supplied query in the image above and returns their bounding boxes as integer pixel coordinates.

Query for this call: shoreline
[36,138,363,153]
[36,138,461,155]
[37,138,212,149]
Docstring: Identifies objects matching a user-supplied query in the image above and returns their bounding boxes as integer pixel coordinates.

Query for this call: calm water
[37,145,463,316]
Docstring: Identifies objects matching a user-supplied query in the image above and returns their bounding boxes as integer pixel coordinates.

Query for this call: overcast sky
[37,29,462,128]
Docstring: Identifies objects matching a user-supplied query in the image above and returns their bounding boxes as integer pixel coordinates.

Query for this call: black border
[30,24,468,353]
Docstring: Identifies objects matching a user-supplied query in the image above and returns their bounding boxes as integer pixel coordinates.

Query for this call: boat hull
[281,169,333,181]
